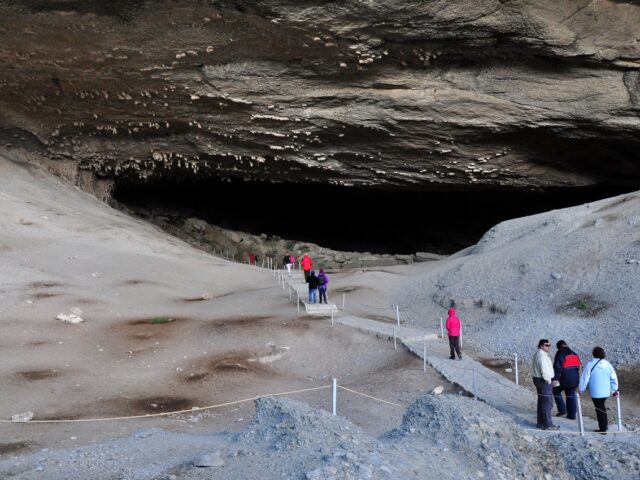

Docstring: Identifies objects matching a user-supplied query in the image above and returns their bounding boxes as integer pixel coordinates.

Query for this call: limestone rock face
[0,0,639,190]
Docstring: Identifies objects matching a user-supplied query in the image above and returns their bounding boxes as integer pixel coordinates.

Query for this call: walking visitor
[301,253,313,281]
[552,340,580,420]
[579,346,619,434]
[445,307,462,360]
[283,253,293,276]
[532,339,558,430]
[317,268,329,304]
[306,270,319,304]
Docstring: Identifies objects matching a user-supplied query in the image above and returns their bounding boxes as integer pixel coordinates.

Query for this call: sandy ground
[0,153,457,458]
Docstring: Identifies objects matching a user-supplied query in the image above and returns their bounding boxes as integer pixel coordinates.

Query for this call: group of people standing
[445,309,620,434]
[283,253,330,304]
[532,339,619,433]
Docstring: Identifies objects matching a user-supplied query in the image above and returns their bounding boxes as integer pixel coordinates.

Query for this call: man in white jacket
[532,339,559,430]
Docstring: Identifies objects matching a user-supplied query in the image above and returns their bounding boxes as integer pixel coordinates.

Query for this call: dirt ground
[0,155,461,459]
[0,312,455,458]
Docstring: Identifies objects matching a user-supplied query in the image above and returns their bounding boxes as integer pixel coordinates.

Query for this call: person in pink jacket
[446,307,462,360]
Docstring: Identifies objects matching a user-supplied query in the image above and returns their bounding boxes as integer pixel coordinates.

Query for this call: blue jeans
[318,286,327,303]
[553,385,577,419]
[308,288,317,303]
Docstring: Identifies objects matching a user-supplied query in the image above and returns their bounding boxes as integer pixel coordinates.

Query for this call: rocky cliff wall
[1,0,639,192]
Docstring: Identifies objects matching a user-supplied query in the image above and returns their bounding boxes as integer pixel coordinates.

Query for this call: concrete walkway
[338,314,609,435]
[337,313,605,434]
[282,270,338,316]
[274,268,622,437]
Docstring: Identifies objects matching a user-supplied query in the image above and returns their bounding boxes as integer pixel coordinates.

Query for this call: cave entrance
[112,178,635,255]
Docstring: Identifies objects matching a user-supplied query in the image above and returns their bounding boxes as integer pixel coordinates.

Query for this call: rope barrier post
[616,393,622,431]
[342,292,346,309]
[577,392,585,436]
[393,326,397,350]
[514,353,519,385]
[395,305,400,326]
[423,339,427,372]
[297,292,300,314]
[440,317,444,339]
[473,367,477,400]
[332,378,337,416]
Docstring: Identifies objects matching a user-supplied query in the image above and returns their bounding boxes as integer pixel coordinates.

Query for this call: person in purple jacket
[317,269,329,304]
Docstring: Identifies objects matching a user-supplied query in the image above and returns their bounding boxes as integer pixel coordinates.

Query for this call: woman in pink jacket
[446,307,462,360]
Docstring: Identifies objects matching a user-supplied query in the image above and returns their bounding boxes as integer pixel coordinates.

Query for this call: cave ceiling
[1,0,639,191]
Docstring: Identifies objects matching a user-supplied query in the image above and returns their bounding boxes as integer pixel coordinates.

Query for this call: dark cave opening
[113,179,636,255]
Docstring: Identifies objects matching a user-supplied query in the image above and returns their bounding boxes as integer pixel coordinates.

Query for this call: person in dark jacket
[552,340,581,420]
[306,270,319,304]
[317,269,329,304]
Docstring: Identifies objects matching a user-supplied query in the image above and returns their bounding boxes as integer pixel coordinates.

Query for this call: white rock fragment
[431,386,444,395]
[11,411,34,422]
[57,307,84,324]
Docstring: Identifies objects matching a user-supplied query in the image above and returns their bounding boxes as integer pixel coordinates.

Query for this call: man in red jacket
[446,307,462,360]
[300,254,313,281]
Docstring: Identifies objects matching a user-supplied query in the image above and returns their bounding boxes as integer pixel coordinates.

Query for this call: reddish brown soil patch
[0,441,33,455]
[16,369,61,381]
[181,296,209,302]
[126,317,184,326]
[334,286,360,293]
[29,281,62,288]
[180,351,274,383]
[36,413,81,421]
[132,396,195,414]
[203,315,273,329]
[32,292,61,299]
[365,314,395,323]
[208,352,270,373]
[479,357,517,383]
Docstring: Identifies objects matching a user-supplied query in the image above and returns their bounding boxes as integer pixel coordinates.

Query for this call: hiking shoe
[555,412,567,417]
[449,356,455,360]
[536,424,544,429]
[543,425,559,431]
[457,356,462,360]
[594,429,607,434]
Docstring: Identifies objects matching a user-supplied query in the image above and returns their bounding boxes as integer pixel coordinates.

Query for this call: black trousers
[533,377,554,428]
[448,336,461,359]
[592,397,608,431]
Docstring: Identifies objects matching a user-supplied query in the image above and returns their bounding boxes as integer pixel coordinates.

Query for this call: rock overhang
[0,0,639,192]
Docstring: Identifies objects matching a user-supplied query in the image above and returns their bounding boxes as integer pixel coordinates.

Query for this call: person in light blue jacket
[579,346,619,434]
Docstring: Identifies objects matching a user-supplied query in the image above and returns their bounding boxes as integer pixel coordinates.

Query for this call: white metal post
[423,340,427,372]
[473,367,477,400]
[577,392,584,436]
[616,394,622,431]
[395,305,400,326]
[342,292,345,309]
[514,353,519,385]
[332,378,337,416]
[393,326,397,350]
[440,317,444,339]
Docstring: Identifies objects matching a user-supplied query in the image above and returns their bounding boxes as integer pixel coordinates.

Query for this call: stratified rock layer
[0,0,639,191]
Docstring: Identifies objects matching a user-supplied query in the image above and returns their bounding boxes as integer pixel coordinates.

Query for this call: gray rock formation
[1,0,639,193]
